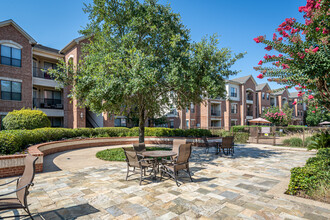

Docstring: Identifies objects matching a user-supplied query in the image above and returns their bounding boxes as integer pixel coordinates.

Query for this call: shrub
[0,127,212,155]
[210,129,230,137]
[230,125,268,133]
[307,131,330,150]
[286,148,330,202]
[283,137,303,147]
[234,132,249,143]
[2,108,51,130]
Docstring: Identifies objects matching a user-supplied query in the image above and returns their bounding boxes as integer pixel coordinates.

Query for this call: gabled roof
[34,44,60,54]
[256,83,269,91]
[289,92,299,98]
[0,19,37,44]
[230,75,257,86]
[271,89,286,96]
[60,36,88,54]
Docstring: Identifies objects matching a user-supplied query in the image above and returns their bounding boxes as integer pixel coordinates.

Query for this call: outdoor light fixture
[80,112,84,119]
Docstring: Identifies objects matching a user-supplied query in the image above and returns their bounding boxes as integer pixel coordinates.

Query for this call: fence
[246,126,329,146]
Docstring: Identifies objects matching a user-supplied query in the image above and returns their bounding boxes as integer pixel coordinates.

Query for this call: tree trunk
[139,107,145,143]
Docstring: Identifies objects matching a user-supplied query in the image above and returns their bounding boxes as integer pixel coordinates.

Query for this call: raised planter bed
[0,136,221,178]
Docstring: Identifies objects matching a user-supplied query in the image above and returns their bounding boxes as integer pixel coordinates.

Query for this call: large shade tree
[50,0,244,142]
[253,0,330,111]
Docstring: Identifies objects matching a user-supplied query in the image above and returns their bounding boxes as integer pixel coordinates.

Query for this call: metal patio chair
[123,147,153,185]
[0,154,38,219]
[220,136,235,155]
[160,143,193,186]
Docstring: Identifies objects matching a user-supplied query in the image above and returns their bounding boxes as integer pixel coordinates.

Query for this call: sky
[0,0,306,91]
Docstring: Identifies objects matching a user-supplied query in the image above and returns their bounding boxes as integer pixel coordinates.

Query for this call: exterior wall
[257,86,271,117]
[0,24,33,118]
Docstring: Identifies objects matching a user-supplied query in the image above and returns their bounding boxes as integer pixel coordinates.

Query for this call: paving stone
[1,144,328,219]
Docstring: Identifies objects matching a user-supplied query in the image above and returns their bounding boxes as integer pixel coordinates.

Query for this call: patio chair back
[172,139,187,155]
[133,143,146,153]
[176,144,192,165]
[16,154,38,206]
[201,136,209,147]
[222,136,234,147]
[123,147,140,167]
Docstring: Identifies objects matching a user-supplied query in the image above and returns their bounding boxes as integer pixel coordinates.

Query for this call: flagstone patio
[0,144,329,219]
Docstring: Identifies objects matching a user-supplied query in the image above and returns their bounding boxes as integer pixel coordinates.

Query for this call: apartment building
[179,75,305,130]
[0,20,305,130]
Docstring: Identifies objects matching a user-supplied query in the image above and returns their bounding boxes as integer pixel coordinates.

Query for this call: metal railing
[246,94,254,101]
[33,67,54,80]
[33,98,63,109]
[247,111,253,116]
[211,111,221,116]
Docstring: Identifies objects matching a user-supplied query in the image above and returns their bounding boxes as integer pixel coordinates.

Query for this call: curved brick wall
[0,136,222,178]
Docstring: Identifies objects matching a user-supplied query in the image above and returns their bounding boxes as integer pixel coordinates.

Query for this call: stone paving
[0,144,329,219]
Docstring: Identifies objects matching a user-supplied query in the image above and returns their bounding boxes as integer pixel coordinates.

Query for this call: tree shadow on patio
[190,145,283,166]
[33,203,99,220]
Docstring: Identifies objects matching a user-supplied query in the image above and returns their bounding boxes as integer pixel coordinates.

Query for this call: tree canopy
[50,0,245,142]
[253,0,330,111]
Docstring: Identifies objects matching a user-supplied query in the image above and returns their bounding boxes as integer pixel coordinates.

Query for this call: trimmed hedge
[286,148,330,202]
[210,129,249,143]
[230,125,268,133]
[2,109,51,130]
[0,127,212,155]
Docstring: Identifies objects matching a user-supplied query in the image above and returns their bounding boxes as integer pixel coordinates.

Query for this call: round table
[142,151,177,179]
[142,151,177,158]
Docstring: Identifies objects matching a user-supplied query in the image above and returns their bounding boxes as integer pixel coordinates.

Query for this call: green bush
[283,137,303,147]
[307,131,330,150]
[0,127,212,155]
[230,125,268,133]
[286,148,330,202]
[234,132,249,143]
[2,108,51,130]
[210,129,230,137]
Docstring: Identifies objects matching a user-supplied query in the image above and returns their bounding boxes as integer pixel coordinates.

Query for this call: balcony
[33,67,54,80]
[246,110,253,117]
[211,110,221,116]
[33,98,63,109]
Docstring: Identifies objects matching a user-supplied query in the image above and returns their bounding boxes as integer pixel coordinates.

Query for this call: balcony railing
[211,111,221,116]
[247,110,253,116]
[246,94,254,101]
[33,98,63,109]
[33,67,54,80]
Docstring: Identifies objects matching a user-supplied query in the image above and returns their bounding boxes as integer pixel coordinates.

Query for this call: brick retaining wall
[0,136,221,178]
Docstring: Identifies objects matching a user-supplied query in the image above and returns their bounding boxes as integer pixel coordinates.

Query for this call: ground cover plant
[286,148,330,203]
[96,146,171,162]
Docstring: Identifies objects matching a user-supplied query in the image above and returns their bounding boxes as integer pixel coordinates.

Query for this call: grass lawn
[96,146,171,161]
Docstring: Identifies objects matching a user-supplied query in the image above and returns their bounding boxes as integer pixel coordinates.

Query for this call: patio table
[142,151,177,179]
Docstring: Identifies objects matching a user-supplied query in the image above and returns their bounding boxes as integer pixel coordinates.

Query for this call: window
[231,104,237,114]
[262,92,265,99]
[186,107,189,113]
[115,118,127,127]
[1,80,21,101]
[1,45,21,67]
[266,93,269,100]
[190,103,195,113]
[230,87,237,97]
[49,117,63,127]
[231,120,236,126]
[170,120,174,128]
[186,120,189,129]
[44,90,62,107]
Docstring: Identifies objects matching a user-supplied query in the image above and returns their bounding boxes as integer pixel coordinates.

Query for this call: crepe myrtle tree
[253,0,330,111]
[49,0,245,143]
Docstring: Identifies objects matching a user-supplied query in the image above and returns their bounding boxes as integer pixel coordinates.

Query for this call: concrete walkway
[0,144,329,219]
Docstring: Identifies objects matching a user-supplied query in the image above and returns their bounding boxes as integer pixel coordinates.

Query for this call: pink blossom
[253,36,265,43]
[312,47,319,53]
[308,95,314,99]
[315,106,318,109]
[278,54,283,57]
[292,101,297,105]
[282,64,290,69]
[323,28,329,35]
[265,46,272,51]
[257,74,264,79]
[316,27,320,32]
[312,111,315,113]
[258,60,263,65]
